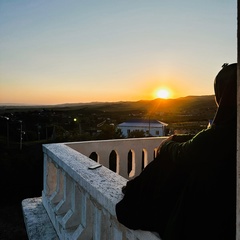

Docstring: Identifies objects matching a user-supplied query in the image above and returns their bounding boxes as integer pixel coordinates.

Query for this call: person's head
[213,63,237,126]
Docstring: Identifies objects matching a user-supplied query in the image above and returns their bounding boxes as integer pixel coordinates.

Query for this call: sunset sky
[0,0,237,105]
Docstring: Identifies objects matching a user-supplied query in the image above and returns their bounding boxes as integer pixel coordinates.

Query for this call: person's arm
[158,131,209,165]
[157,134,194,156]
[157,135,174,156]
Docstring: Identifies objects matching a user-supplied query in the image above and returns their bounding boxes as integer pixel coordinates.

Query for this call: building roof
[118,119,168,128]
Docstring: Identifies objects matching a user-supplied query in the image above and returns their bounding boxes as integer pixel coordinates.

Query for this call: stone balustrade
[23,137,167,239]
[66,137,166,179]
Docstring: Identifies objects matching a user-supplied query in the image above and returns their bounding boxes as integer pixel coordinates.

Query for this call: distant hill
[0,95,216,115]
[129,95,216,113]
[0,95,217,138]
[75,95,217,116]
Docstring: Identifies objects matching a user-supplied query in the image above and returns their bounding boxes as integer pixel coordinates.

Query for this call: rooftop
[118,119,168,127]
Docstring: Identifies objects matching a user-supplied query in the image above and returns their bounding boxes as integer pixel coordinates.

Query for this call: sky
[0,0,237,105]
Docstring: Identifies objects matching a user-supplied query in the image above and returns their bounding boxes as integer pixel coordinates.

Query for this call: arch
[153,148,158,159]
[142,149,148,171]
[128,150,135,178]
[89,152,98,162]
[109,150,118,173]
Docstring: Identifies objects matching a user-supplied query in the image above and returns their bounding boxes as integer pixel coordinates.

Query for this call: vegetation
[0,142,43,239]
[0,95,216,143]
[128,130,146,138]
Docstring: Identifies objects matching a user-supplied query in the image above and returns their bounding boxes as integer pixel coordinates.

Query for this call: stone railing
[66,137,166,179]
[41,137,166,239]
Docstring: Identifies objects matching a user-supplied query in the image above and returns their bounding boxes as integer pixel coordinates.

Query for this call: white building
[117,119,168,138]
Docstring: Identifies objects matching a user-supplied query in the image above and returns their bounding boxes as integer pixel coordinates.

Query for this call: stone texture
[22,197,58,240]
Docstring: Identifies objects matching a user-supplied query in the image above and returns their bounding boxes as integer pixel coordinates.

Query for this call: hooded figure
[116,64,237,240]
[213,63,237,126]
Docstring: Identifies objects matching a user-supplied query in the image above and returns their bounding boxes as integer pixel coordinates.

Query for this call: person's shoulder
[192,128,213,139]
[187,128,217,146]
[191,125,235,144]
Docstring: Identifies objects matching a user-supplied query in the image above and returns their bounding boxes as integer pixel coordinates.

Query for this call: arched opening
[128,150,135,177]
[89,152,98,162]
[142,149,148,171]
[109,150,117,172]
[128,150,133,175]
[154,148,158,159]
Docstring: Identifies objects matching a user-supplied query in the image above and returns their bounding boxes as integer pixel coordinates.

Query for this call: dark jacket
[116,63,237,240]
[161,126,236,240]
[116,126,236,239]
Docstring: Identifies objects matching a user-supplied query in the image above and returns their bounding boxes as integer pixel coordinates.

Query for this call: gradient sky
[0,0,237,105]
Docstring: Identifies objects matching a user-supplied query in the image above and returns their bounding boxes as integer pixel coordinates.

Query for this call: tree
[128,130,146,138]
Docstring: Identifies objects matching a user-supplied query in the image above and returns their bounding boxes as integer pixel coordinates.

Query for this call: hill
[0,95,217,135]
[0,95,216,114]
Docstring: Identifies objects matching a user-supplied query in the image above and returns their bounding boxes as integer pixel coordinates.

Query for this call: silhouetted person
[116,63,236,240]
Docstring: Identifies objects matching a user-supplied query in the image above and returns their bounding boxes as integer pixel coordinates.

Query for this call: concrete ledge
[22,197,59,240]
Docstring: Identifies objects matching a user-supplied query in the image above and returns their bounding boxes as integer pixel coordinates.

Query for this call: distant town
[0,95,216,146]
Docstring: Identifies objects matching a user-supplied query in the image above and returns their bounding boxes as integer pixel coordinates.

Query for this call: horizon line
[0,94,215,108]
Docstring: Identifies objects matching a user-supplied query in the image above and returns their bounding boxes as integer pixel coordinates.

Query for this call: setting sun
[156,89,171,99]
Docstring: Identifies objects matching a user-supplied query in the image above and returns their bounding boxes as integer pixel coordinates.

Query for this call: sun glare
[156,89,170,99]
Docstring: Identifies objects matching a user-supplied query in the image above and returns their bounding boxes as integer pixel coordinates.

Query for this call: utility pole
[148,117,151,136]
[1,116,10,148]
[6,117,9,148]
[19,120,23,150]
